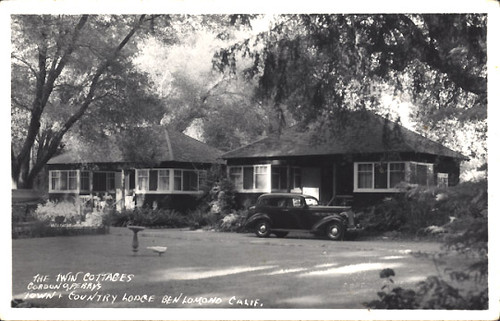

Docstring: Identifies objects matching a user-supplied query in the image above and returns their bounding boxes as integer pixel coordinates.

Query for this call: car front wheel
[255,220,271,238]
[325,222,344,241]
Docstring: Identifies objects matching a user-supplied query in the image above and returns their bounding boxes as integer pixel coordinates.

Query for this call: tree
[212,14,486,177]
[11,15,164,188]
[134,15,271,150]
[218,14,486,122]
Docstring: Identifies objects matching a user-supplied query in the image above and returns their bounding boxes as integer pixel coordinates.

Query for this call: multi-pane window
[174,170,182,191]
[93,172,115,192]
[293,167,301,189]
[80,171,90,191]
[355,162,434,191]
[389,163,405,188]
[229,165,271,191]
[50,171,60,190]
[183,170,199,191]
[271,166,302,191]
[409,163,434,186]
[49,170,115,192]
[229,167,243,189]
[49,170,78,191]
[136,168,205,193]
[255,166,269,189]
[357,164,373,189]
[437,173,449,188]
[137,170,149,191]
[158,170,170,190]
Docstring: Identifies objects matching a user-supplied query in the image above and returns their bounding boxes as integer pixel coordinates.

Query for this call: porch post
[332,163,337,199]
[286,166,291,192]
[89,170,94,210]
[121,169,126,211]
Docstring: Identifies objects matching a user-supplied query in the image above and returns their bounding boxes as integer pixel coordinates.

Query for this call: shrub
[218,210,247,232]
[365,180,488,310]
[186,208,219,230]
[34,200,81,225]
[199,164,237,215]
[362,180,487,235]
[109,207,188,228]
[365,270,488,310]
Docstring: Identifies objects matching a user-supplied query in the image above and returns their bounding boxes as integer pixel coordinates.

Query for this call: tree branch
[27,15,147,183]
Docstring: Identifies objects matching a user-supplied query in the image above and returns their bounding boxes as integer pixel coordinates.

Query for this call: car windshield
[304,197,319,206]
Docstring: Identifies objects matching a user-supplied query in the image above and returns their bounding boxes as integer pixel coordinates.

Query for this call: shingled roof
[222,111,467,160]
[48,126,223,165]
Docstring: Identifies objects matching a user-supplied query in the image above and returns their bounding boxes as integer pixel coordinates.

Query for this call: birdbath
[127,225,145,254]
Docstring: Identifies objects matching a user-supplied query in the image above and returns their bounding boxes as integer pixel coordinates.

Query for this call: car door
[287,196,310,230]
[273,197,296,229]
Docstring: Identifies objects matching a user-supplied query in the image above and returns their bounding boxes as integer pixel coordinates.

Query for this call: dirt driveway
[12,227,444,309]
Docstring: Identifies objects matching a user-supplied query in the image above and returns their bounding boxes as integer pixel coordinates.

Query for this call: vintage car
[244,193,361,240]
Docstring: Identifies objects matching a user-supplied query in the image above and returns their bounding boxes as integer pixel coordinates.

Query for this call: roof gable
[222,111,466,160]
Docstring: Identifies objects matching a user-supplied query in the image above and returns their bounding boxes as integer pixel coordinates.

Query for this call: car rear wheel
[325,222,344,241]
[255,220,271,238]
[274,231,288,238]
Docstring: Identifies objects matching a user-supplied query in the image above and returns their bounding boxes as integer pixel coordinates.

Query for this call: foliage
[365,180,488,310]
[34,200,81,225]
[33,199,112,227]
[109,207,188,228]
[362,180,487,235]
[199,165,237,215]
[134,22,270,151]
[218,210,247,232]
[11,14,169,188]
[365,270,488,310]
[214,14,487,177]
[218,14,486,124]
[186,208,219,230]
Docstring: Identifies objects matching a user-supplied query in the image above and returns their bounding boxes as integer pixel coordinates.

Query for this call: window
[271,166,301,191]
[272,167,287,190]
[437,173,449,188]
[174,170,182,191]
[408,162,434,186]
[255,166,269,189]
[50,171,60,191]
[136,168,205,193]
[293,167,301,189]
[229,165,271,192]
[137,170,149,191]
[291,197,302,208]
[374,163,388,189]
[389,163,405,188]
[355,161,431,192]
[183,171,198,191]
[229,167,243,189]
[357,164,373,189]
[49,170,78,192]
[80,171,90,191]
[158,170,170,190]
[93,172,115,192]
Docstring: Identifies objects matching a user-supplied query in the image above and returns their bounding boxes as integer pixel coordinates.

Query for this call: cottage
[222,111,467,208]
[47,126,223,211]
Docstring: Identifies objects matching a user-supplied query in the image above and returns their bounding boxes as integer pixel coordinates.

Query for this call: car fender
[245,213,272,228]
[311,215,345,233]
